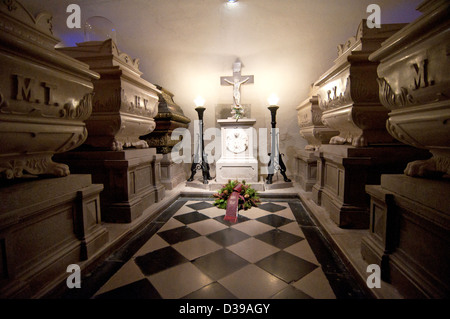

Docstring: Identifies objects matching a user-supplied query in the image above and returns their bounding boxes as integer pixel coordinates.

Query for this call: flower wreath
[213,180,260,211]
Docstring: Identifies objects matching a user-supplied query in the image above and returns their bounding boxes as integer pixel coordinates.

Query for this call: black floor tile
[300,226,345,274]
[257,202,287,213]
[94,279,162,299]
[256,214,293,228]
[270,285,312,299]
[256,251,318,283]
[289,202,315,226]
[323,273,367,299]
[255,229,304,249]
[155,200,187,223]
[206,228,250,247]
[192,249,249,281]
[187,201,215,211]
[174,211,210,224]
[183,282,238,299]
[134,246,189,276]
[157,226,201,245]
[213,214,250,226]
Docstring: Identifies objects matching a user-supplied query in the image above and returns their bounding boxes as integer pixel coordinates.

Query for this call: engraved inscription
[15,74,58,106]
[411,59,434,90]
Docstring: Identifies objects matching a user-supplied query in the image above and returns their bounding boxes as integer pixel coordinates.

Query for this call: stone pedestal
[160,153,187,190]
[294,150,318,192]
[216,118,258,184]
[361,175,450,298]
[312,145,427,229]
[0,175,108,298]
[57,149,164,223]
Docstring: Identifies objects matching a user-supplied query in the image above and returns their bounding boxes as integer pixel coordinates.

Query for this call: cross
[220,60,254,107]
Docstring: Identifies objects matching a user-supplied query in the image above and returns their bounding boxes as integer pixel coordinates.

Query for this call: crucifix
[220,60,254,119]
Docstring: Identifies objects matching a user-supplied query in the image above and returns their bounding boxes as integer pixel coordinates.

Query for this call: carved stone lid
[369,0,449,62]
[0,0,99,81]
[314,20,406,87]
[0,0,56,48]
[154,85,190,125]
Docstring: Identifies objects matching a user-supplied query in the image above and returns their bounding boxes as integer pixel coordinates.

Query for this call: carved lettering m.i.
[15,74,58,105]
[16,75,37,102]
[411,59,434,90]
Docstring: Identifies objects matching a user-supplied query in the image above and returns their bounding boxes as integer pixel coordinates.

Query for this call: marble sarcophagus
[311,20,428,228]
[0,1,100,179]
[0,0,108,298]
[361,0,450,298]
[57,40,165,223]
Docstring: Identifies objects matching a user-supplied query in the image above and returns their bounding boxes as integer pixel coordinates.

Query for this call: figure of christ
[223,77,250,107]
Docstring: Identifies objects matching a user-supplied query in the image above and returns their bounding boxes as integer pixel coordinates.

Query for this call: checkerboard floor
[91,198,367,299]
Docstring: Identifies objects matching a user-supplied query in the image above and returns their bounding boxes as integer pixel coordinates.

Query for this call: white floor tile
[148,262,213,299]
[219,264,288,299]
[292,267,336,299]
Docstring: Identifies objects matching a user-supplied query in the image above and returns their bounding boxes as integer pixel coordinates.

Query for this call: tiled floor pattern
[87,198,367,299]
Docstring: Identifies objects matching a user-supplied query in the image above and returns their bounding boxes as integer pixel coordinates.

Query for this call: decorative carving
[377,78,414,109]
[404,153,450,178]
[3,0,17,11]
[0,155,70,179]
[337,21,364,57]
[63,93,93,121]
[226,129,249,154]
[318,77,352,111]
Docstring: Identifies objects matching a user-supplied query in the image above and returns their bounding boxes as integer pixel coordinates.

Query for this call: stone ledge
[297,187,405,299]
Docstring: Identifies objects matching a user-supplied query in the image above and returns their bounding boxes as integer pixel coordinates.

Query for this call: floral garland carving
[377,78,414,109]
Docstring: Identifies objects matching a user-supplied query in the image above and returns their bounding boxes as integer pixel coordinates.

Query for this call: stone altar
[215,118,259,184]
[361,0,450,298]
[310,20,429,228]
[56,39,165,223]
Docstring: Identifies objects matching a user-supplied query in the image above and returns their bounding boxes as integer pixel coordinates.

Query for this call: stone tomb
[310,20,429,229]
[141,86,191,190]
[0,0,108,298]
[361,0,450,298]
[295,86,338,191]
[56,39,165,223]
